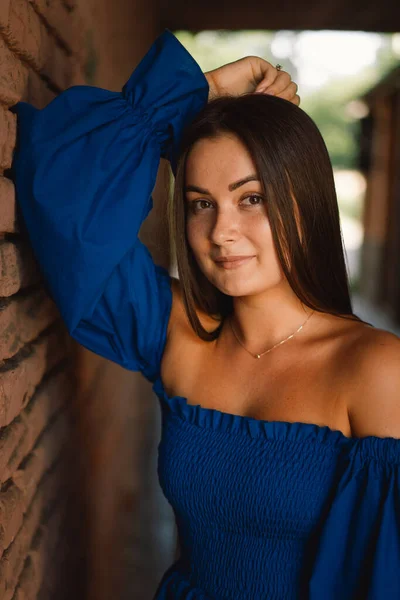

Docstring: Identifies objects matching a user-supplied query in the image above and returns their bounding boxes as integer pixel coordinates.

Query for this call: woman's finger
[255,69,290,93]
[262,71,293,96]
[274,81,299,101]
[252,59,281,91]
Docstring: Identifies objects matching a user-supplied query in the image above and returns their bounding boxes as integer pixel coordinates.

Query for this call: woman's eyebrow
[229,175,259,191]
[185,174,260,195]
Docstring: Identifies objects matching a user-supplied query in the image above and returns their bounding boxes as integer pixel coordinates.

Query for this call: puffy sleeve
[308,437,400,599]
[10,29,209,382]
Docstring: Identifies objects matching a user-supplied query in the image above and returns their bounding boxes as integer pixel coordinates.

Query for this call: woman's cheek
[186,219,206,253]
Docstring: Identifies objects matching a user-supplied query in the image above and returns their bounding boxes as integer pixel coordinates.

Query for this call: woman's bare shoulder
[345,324,400,438]
[350,323,400,363]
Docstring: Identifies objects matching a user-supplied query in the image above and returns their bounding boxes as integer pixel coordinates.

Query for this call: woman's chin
[211,279,255,297]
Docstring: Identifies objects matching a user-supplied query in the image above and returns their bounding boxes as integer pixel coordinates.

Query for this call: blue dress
[10,29,400,600]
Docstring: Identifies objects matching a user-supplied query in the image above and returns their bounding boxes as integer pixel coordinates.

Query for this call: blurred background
[0,2,399,600]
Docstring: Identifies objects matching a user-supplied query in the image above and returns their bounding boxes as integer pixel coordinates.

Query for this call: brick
[0,496,41,600]
[5,0,42,69]
[0,0,11,31]
[23,68,56,108]
[28,0,86,65]
[0,177,17,233]
[0,326,69,427]
[13,411,69,507]
[24,499,72,600]
[0,36,28,107]
[0,415,25,478]
[0,240,41,297]
[0,289,58,361]
[0,483,23,551]
[21,368,71,444]
[0,460,67,600]
[0,107,16,170]
[11,553,42,600]
[1,1,71,92]
[0,412,69,557]
[24,499,69,600]
[0,2,89,102]
[0,370,71,482]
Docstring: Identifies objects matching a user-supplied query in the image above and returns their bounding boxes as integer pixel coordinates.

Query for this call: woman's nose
[209,207,239,245]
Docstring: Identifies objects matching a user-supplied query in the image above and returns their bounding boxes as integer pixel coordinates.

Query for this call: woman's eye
[188,195,263,213]
[242,195,264,206]
[190,199,212,212]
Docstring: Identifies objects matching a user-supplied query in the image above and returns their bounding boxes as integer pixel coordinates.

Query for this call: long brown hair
[167,93,371,341]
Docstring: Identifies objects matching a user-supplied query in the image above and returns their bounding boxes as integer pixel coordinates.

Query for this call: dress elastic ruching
[152,376,400,599]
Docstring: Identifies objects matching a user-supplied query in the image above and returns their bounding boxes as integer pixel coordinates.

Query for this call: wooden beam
[160,0,400,33]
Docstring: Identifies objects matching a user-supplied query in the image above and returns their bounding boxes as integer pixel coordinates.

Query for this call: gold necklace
[229,311,314,359]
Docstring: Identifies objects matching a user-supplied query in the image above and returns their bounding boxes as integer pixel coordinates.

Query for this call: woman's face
[184,133,285,298]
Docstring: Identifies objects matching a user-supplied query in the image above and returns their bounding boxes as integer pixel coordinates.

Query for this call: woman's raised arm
[10,30,208,382]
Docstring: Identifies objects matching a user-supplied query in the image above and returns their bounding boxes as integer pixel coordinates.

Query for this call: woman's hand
[205,56,300,105]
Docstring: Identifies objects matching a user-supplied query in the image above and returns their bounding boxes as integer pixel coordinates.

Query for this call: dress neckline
[152,375,400,464]
[152,374,355,446]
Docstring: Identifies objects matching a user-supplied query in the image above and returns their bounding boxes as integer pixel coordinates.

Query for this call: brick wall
[0,1,88,598]
[1,1,175,599]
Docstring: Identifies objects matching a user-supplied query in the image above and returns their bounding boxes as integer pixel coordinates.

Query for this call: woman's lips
[214,256,255,269]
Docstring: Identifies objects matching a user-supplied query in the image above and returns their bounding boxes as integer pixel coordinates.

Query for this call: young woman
[11,29,400,599]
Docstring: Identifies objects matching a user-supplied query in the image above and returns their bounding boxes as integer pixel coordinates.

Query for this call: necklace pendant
[255,354,261,359]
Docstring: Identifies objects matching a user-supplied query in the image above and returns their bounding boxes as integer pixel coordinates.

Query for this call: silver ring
[276,64,282,71]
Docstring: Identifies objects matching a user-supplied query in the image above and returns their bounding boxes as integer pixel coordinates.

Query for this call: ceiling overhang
[160,0,400,33]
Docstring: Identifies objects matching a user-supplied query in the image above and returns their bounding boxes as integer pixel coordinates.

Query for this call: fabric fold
[308,440,400,599]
